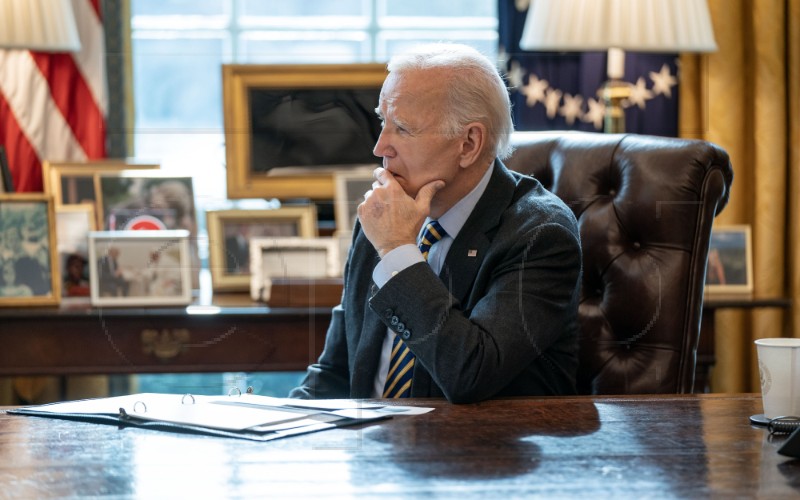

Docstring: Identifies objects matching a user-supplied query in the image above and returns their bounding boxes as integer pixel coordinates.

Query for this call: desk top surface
[1,394,797,498]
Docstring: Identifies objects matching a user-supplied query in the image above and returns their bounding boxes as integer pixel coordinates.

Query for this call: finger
[415,180,446,210]
[373,167,386,184]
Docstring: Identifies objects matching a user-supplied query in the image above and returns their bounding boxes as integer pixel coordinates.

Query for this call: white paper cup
[755,338,800,419]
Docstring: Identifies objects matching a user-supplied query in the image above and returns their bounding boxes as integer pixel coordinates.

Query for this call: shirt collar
[424,160,495,241]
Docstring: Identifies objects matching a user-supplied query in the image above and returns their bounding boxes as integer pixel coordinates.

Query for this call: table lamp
[519,0,717,133]
[0,0,81,52]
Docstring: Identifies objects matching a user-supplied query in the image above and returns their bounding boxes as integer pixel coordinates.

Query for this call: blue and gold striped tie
[383,220,447,398]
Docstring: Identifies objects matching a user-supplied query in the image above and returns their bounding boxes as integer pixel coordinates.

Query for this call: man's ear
[458,122,486,167]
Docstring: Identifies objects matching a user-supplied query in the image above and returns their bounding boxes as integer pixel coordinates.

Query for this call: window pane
[240,0,366,17]
[378,33,498,61]
[132,35,226,129]
[132,0,225,16]
[240,33,369,63]
[382,0,494,17]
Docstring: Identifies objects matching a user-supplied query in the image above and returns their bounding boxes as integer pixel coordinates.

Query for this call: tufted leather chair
[505,132,733,395]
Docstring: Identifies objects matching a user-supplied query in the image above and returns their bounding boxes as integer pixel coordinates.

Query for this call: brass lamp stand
[601,79,632,134]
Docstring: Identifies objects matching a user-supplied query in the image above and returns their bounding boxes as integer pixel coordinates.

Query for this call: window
[128,1,497,396]
[131,0,498,207]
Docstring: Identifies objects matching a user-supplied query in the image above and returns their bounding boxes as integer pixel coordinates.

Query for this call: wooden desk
[1,394,797,498]
[0,295,330,376]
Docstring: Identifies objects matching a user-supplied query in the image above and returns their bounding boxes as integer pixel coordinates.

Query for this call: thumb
[415,179,445,210]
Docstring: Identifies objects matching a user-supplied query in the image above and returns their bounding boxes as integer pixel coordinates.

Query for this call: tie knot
[418,220,446,260]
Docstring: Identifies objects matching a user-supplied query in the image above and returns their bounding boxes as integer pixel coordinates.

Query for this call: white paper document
[15,393,434,435]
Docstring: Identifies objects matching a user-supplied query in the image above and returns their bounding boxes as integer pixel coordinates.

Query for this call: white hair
[387,43,514,160]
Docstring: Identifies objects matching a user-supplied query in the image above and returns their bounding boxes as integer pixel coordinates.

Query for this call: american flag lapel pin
[467,249,478,257]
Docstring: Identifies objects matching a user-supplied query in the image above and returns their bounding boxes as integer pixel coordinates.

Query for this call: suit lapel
[351,286,386,398]
[440,161,517,305]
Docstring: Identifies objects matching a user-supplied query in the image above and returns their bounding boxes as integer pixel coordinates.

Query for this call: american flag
[0,0,107,192]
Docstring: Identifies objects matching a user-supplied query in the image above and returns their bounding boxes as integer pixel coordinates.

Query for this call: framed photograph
[249,237,340,302]
[206,206,318,292]
[56,204,96,298]
[0,146,13,193]
[43,160,160,204]
[88,230,192,307]
[333,168,374,232]
[705,224,754,295]
[98,173,199,287]
[0,194,60,306]
[42,160,159,227]
[222,63,386,200]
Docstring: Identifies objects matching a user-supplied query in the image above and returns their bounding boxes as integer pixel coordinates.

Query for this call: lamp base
[602,79,632,134]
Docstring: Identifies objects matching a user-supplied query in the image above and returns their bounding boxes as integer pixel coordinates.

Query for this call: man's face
[373,69,464,199]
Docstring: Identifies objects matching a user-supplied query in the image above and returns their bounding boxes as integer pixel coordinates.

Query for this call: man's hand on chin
[357,167,445,258]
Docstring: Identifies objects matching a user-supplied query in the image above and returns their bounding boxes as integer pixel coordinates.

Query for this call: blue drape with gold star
[498,0,679,136]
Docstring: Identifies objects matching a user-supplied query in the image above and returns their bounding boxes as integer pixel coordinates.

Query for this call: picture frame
[56,204,96,298]
[705,224,754,296]
[0,194,60,306]
[206,206,318,292]
[333,168,374,232]
[222,63,386,200]
[0,146,13,193]
[88,230,192,307]
[249,237,340,302]
[98,173,200,287]
[42,159,159,227]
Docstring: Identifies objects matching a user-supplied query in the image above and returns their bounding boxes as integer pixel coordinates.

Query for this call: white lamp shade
[520,0,717,53]
[0,0,81,52]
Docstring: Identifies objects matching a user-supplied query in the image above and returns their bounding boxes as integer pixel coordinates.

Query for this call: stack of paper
[8,393,433,441]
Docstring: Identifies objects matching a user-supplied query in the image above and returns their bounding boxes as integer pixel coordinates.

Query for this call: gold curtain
[680,0,800,392]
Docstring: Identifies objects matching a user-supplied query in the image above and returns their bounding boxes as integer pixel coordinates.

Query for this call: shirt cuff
[372,244,424,288]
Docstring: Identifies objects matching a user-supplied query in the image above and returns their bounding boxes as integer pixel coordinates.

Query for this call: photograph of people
[63,253,90,297]
[90,232,191,306]
[140,248,182,296]
[97,246,130,297]
[223,221,300,275]
[0,201,53,297]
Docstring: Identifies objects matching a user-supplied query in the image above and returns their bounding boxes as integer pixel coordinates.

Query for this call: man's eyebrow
[374,107,383,118]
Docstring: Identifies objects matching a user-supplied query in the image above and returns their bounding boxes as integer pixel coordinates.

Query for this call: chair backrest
[505,132,733,394]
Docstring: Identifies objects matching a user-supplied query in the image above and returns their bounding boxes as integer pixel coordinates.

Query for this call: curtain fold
[680,0,799,392]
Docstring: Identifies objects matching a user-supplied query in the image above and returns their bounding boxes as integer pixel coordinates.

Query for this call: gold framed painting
[42,159,159,226]
[705,224,754,296]
[222,63,386,200]
[206,206,318,292]
[0,194,60,306]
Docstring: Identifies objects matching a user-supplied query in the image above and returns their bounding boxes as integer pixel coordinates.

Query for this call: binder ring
[228,387,242,397]
[133,401,147,413]
[181,393,195,405]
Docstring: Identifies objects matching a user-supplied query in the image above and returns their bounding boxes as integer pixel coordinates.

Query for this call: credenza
[0,294,329,376]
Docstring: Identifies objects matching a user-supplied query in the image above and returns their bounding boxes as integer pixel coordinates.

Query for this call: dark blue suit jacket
[291,161,582,403]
